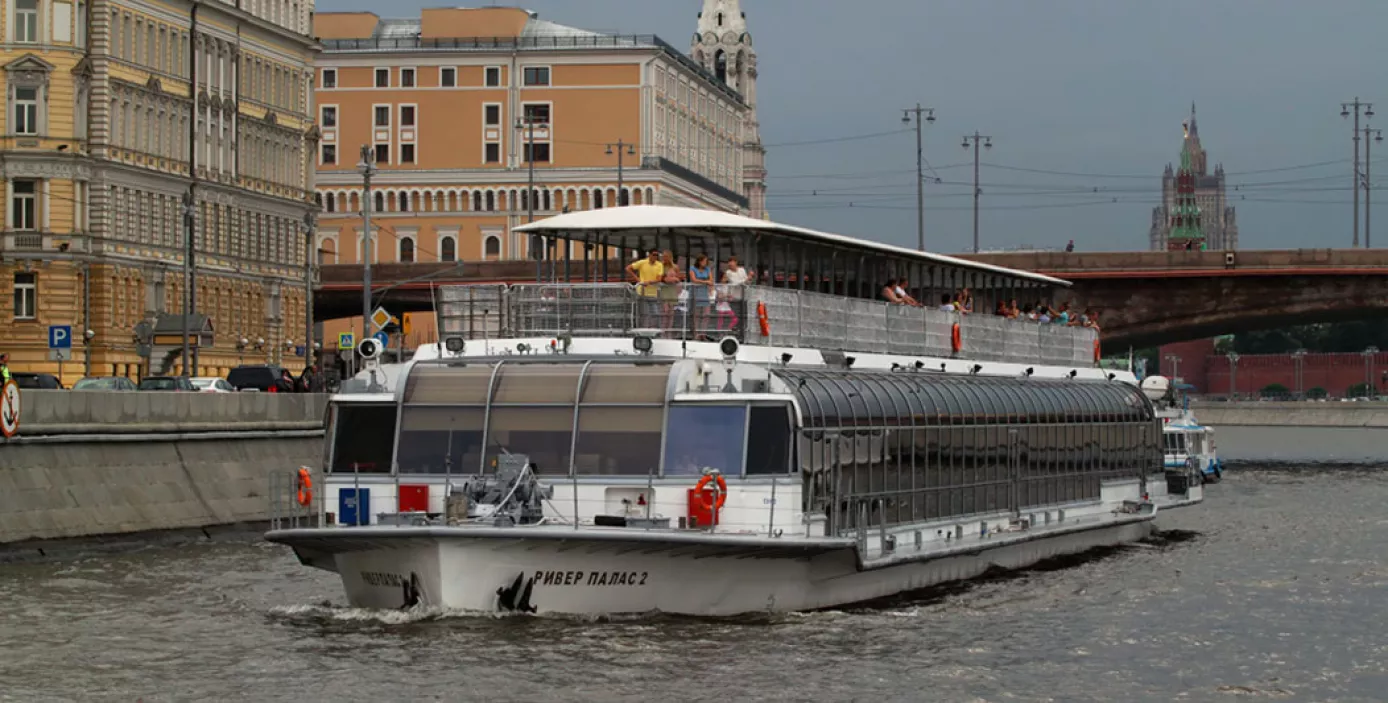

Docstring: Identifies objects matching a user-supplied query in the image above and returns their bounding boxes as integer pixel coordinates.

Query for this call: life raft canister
[951,323,962,353]
[296,467,313,507]
[757,301,770,337]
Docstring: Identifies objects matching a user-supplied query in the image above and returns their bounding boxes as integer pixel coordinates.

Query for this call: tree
[1347,382,1374,399]
[1306,387,1328,399]
[1259,383,1289,398]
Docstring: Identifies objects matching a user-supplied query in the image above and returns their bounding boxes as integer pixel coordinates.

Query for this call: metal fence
[434,283,1098,366]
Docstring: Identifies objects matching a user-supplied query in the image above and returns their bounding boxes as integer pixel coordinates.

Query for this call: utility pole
[1364,127,1383,248]
[518,115,540,281]
[181,189,196,376]
[1342,98,1374,247]
[961,131,993,254]
[901,104,935,251]
[302,212,317,369]
[606,139,636,206]
[357,145,377,348]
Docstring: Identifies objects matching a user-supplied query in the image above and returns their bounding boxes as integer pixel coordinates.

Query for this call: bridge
[315,249,1388,349]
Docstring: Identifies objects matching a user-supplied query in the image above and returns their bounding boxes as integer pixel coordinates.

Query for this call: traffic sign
[370,307,392,331]
[338,332,355,350]
[48,348,72,361]
[48,325,72,349]
[373,331,389,347]
[1,379,20,439]
[295,345,306,357]
[402,313,413,337]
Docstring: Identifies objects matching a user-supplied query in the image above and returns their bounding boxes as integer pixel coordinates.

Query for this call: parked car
[10,372,63,389]
[72,376,138,391]
[226,365,288,392]
[190,377,236,393]
[137,376,197,392]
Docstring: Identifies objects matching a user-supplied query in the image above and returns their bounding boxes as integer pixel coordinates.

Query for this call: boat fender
[951,323,962,353]
[296,467,313,507]
[757,301,770,337]
[694,473,728,513]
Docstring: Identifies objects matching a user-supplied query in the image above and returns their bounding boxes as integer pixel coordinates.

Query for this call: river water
[2,465,1386,702]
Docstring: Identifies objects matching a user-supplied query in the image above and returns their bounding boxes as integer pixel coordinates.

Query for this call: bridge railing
[436,283,1098,366]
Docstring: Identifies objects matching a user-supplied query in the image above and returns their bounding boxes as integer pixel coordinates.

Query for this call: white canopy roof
[514,205,1070,287]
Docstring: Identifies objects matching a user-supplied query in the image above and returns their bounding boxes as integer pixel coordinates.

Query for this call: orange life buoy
[951,323,962,353]
[693,473,729,513]
[757,301,770,337]
[296,467,313,507]
[1093,338,1101,363]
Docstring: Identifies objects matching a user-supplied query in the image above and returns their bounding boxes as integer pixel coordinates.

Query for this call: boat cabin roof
[514,205,1070,288]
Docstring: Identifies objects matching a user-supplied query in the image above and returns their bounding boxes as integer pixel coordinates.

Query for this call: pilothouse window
[663,405,746,477]
[330,404,396,473]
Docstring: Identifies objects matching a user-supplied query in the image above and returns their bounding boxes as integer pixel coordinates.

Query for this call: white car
[191,377,236,393]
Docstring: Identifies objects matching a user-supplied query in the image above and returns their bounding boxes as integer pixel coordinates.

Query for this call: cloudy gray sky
[318,0,1388,254]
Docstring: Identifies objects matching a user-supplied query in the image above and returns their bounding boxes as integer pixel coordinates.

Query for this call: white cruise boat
[1142,376,1223,483]
[267,206,1205,616]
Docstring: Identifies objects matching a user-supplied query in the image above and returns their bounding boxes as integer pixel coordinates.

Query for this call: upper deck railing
[437,283,1099,367]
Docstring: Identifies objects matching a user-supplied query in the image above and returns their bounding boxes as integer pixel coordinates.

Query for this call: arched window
[324,192,336,213]
[716,12,723,26]
[484,235,501,261]
[399,192,410,212]
[373,192,384,212]
[715,50,727,84]
[646,187,655,205]
[485,191,495,211]
[542,190,551,211]
[318,237,336,265]
[593,189,604,209]
[399,236,415,262]
[440,235,456,262]
[473,191,482,211]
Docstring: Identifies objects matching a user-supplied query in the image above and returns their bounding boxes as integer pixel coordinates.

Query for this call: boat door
[1008,428,1021,518]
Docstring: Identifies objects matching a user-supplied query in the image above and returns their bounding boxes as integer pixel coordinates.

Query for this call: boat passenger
[895,279,923,307]
[719,257,749,332]
[690,254,716,339]
[882,279,906,305]
[938,293,955,312]
[1051,302,1072,325]
[659,250,683,334]
[626,249,665,328]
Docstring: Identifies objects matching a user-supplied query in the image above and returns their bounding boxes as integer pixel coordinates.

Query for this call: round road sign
[0,379,19,438]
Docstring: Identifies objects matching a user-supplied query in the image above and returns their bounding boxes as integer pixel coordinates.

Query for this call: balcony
[436,283,1098,367]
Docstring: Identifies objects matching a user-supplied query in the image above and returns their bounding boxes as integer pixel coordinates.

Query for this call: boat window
[574,407,662,475]
[396,407,485,474]
[663,405,747,477]
[746,405,793,475]
[485,407,574,475]
[404,364,493,404]
[330,403,396,474]
[581,364,670,403]
[492,365,582,404]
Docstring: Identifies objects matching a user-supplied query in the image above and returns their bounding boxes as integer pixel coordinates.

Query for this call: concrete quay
[1192,400,1388,427]
[1,392,328,557]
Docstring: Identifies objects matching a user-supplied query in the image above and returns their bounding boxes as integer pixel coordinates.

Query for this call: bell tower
[693,0,767,219]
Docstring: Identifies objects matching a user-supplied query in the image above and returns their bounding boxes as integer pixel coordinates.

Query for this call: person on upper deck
[939,293,955,312]
[659,250,683,334]
[690,254,715,338]
[722,256,751,288]
[882,279,906,305]
[894,279,923,307]
[626,249,664,327]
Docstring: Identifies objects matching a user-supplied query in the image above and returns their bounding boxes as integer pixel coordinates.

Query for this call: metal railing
[436,282,1099,366]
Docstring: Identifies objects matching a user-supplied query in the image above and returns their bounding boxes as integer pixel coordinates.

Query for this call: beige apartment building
[0,0,318,382]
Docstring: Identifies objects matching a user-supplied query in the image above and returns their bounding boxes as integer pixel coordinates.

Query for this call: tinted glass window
[746,405,792,475]
[330,404,396,474]
[140,378,176,390]
[663,405,746,477]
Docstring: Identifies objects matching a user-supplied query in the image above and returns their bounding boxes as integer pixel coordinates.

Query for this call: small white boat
[1143,376,1223,483]
[267,206,1207,616]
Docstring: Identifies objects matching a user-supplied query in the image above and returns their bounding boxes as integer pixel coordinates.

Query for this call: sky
[316,0,1388,254]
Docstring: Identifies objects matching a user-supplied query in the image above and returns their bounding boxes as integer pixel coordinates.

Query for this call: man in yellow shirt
[627,250,664,327]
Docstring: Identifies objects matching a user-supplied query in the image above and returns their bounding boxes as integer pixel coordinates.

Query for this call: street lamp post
[1364,127,1383,248]
[961,131,994,254]
[1292,348,1308,399]
[901,104,935,252]
[518,115,542,280]
[1227,351,1240,399]
[1341,98,1375,247]
[1363,346,1379,398]
[302,211,317,368]
[1164,353,1181,383]
[357,146,377,349]
[606,140,637,206]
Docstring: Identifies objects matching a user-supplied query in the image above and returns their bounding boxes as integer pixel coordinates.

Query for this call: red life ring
[951,323,962,353]
[693,473,728,512]
[296,467,314,507]
[757,301,770,337]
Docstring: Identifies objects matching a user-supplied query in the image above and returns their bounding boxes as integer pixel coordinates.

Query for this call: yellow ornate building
[312,7,754,345]
[0,0,318,383]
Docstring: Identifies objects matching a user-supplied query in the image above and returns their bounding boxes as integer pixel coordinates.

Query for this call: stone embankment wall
[0,391,328,551]
[1192,400,1388,427]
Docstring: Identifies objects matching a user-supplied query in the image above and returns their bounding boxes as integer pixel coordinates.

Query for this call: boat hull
[282,518,1156,616]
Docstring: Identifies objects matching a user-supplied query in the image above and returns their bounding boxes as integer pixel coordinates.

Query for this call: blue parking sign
[48,325,72,349]
[373,331,390,347]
